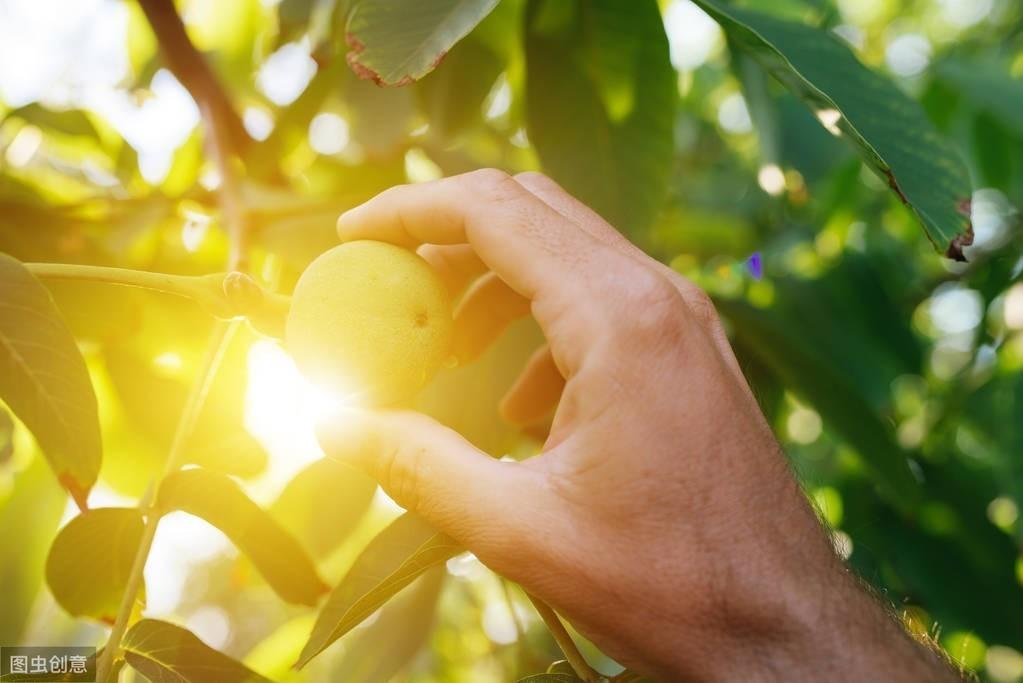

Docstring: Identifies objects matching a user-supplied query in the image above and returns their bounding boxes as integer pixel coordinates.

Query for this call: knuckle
[609,267,687,344]
[513,170,557,189]
[377,441,425,513]
[684,288,721,328]
[462,168,520,200]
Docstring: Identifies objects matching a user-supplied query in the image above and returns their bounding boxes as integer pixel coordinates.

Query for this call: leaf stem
[526,594,604,683]
[25,263,217,300]
[95,320,239,682]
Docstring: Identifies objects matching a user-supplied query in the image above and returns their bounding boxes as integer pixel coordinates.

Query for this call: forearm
[659,549,963,682]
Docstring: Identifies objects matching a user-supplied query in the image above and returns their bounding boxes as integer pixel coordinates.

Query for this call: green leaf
[156,468,328,605]
[270,457,377,559]
[524,0,675,236]
[188,432,269,479]
[122,619,272,683]
[0,253,101,507]
[936,58,1023,138]
[416,32,504,138]
[691,0,974,259]
[243,614,316,681]
[717,253,924,505]
[45,508,145,623]
[343,0,501,85]
[331,567,446,682]
[4,103,99,139]
[517,675,582,682]
[296,512,461,667]
[717,295,920,507]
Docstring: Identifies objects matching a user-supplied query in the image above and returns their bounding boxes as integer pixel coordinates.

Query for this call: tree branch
[136,0,250,156]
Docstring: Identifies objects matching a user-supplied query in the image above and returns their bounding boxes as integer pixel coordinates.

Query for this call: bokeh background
[0,0,1021,680]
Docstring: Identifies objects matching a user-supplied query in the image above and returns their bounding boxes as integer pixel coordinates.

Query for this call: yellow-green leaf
[0,253,101,507]
[45,508,145,623]
[123,619,272,683]
[156,468,328,605]
[296,512,461,667]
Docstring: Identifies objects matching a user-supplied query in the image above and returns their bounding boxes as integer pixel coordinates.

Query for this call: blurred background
[0,0,1021,680]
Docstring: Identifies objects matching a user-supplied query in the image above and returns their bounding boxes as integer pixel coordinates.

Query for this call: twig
[199,98,250,272]
[95,320,239,682]
[26,263,220,299]
[526,594,604,683]
[135,0,249,155]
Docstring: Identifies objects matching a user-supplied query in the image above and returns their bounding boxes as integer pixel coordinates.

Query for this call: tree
[0,0,1021,681]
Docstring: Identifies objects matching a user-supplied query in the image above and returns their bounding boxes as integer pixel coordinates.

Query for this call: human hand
[316,169,957,681]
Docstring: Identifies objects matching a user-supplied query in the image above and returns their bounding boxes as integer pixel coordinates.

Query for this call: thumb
[315,409,543,559]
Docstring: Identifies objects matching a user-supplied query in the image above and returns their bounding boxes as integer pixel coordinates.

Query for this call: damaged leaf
[694,0,974,259]
[343,0,500,86]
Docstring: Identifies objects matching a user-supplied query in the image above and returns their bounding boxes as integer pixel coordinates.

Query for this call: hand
[316,169,957,681]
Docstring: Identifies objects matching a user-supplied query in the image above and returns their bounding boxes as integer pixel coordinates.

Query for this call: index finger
[337,170,654,373]
[338,169,610,302]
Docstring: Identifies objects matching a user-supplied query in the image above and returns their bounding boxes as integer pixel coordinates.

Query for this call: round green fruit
[286,240,454,406]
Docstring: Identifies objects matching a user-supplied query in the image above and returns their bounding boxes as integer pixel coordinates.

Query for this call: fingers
[500,344,565,426]
[514,171,635,253]
[338,169,629,373]
[453,273,532,362]
[417,244,488,296]
[316,409,544,559]
[515,172,747,382]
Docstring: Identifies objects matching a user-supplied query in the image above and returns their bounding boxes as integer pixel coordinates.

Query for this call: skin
[316,169,961,682]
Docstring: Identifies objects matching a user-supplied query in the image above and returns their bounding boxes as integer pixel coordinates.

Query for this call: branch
[95,320,240,682]
[26,262,221,300]
[25,264,289,336]
[136,0,250,156]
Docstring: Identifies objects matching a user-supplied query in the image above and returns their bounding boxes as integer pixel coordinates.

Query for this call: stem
[527,594,604,683]
[95,320,239,682]
[136,0,249,155]
[25,263,216,301]
[200,98,250,272]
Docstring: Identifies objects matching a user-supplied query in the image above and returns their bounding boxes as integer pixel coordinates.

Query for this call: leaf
[524,0,675,236]
[0,253,101,507]
[45,508,145,623]
[517,675,582,682]
[416,31,504,138]
[270,458,377,559]
[188,432,269,479]
[936,58,1023,138]
[4,103,99,139]
[331,567,446,682]
[691,0,974,259]
[296,512,461,667]
[343,0,501,86]
[156,468,328,605]
[243,614,316,681]
[717,295,920,508]
[122,619,272,683]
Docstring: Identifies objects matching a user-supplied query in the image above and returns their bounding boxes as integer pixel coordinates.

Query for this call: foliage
[0,0,1021,681]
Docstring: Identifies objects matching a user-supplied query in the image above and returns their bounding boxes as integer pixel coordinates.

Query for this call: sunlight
[243,340,361,497]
